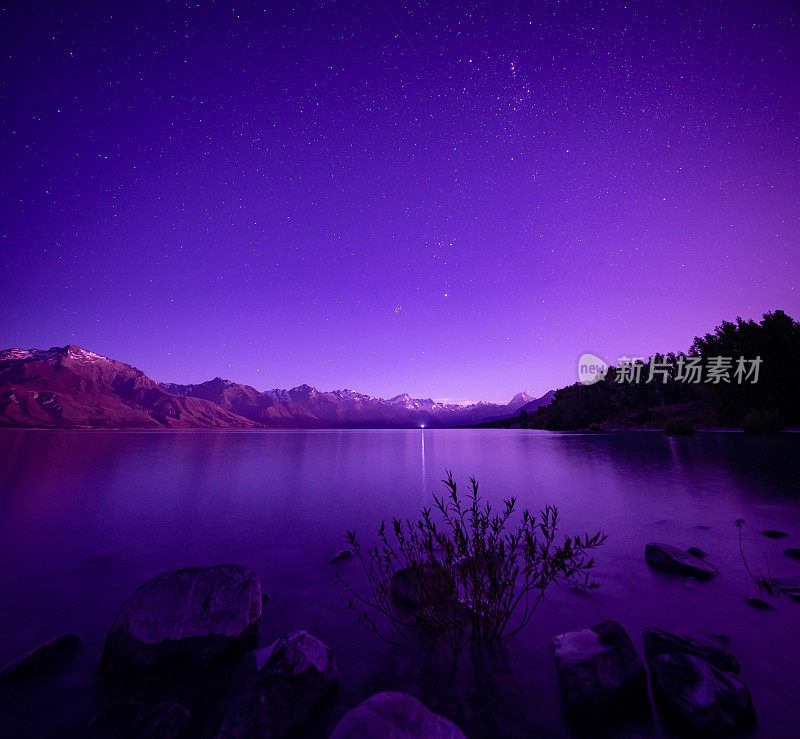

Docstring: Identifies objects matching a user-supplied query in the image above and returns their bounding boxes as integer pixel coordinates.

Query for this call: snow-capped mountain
[507,391,537,411]
[0,345,553,429]
[388,394,463,413]
[0,346,259,429]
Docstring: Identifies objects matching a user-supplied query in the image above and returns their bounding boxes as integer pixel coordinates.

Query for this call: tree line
[489,310,800,433]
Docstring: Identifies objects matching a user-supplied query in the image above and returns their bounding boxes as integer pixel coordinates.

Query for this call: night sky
[2,1,798,402]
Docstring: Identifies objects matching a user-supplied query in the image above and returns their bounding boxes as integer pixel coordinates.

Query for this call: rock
[687,547,706,559]
[0,634,82,686]
[390,564,455,614]
[85,700,190,738]
[762,530,788,539]
[390,568,420,612]
[649,652,754,733]
[329,691,467,738]
[643,627,739,673]
[696,525,711,530]
[552,620,647,722]
[645,543,717,580]
[101,565,262,672]
[745,597,774,610]
[329,549,353,565]
[215,630,339,737]
[783,548,800,562]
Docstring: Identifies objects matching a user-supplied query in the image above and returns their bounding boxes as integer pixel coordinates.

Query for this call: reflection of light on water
[420,426,427,498]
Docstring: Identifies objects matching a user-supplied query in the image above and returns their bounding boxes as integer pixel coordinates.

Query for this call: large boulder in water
[645,543,717,580]
[643,627,740,673]
[649,652,754,733]
[85,700,190,738]
[102,565,262,672]
[0,634,82,686]
[552,620,647,722]
[215,630,339,737]
[330,691,466,738]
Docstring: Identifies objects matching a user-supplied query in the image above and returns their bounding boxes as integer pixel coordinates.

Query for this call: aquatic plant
[735,519,778,595]
[336,472,606,649]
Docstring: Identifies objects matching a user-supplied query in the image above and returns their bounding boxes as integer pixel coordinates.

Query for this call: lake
[1,429,799,737]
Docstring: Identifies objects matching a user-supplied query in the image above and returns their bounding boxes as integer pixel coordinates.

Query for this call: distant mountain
[508,391,538,412]
[161,379,550,428]
[0,345,553,429]
[0,346,258,429]
[159,377,318,426]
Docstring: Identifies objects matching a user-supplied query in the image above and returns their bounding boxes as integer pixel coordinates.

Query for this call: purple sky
[2,1,798,402]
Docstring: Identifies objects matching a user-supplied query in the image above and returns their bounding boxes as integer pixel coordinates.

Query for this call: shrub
[663,416,695,436]
[735,519,778,595]
[336,472,606,650]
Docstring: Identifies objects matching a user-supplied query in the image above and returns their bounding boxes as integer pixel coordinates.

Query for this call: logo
[578,353,609,385]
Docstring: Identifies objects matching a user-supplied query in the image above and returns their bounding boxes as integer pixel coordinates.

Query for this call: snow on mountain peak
[507,391,535,410]
[65,345,106,362]
[1,345,107,364]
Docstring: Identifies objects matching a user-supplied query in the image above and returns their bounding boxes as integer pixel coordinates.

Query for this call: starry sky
[2,1,798,402]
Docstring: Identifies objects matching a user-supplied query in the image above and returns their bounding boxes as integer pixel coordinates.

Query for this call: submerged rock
[745,597,774,610]
[215,630,339,737]
[649,652,754,734]
[643,627,739,673]
[391,568,422,612]
[101,564,262,672]
[390,564,456,614]
[329,549,353,565]
[645,543,717,580]
[329,691,466,738]
[552,620,647,722]
[783,548,800,562]
[0,634,82,686]
[762,530,788,539]
[85,700,190,738]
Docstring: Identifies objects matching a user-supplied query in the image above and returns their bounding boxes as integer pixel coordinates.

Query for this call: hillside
[0,347,258,429]
[481,311,800,433]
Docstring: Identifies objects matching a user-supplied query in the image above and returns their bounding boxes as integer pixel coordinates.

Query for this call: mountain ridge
[0,345,553,429]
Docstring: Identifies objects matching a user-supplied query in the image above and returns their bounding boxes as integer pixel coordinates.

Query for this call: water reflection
[0,429,799,737]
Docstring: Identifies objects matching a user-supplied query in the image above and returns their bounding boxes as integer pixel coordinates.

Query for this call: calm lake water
[1,429,800,737]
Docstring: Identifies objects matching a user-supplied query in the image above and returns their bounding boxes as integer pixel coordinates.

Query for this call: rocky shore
[4,528,798,737]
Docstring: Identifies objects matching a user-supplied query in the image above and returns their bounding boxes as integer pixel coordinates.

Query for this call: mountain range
[0,345,553,429]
